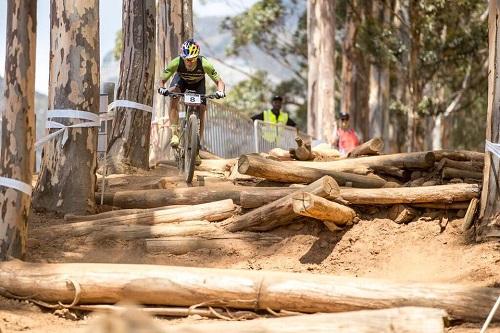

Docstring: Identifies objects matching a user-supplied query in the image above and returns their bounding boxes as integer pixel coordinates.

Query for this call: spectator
[251,95,296,127]
[333,112,360,155]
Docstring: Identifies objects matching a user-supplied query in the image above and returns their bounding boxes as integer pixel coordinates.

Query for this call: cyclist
[158,39,225,159]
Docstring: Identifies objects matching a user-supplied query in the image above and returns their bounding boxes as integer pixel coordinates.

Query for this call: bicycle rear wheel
[183,114,200,183]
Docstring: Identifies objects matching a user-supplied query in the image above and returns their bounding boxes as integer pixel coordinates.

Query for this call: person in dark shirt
[251,95,296,127]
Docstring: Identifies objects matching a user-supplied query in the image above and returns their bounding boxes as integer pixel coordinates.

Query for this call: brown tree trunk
[32,0,99,215]
[292,192,356,230]
[99,186,296,209]
[146,233,283,255]
[307,0,320,138]
[238,155,387,188]
[107,0,155,173]
[154,308,447,333]
[224,176,340,232]
[339,183,480,205]
[307,0,336,141]
[480,0,500,239]
[0,0,37,260]
[0,260,498,322]
[36,199,235,239]
[340,0,358,121]
[151,0,191,165]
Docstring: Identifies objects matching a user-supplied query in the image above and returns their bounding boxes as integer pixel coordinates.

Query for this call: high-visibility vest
[262,110,288,143]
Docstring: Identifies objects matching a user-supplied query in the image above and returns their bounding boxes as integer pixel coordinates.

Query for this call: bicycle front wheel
[184,114,200,183]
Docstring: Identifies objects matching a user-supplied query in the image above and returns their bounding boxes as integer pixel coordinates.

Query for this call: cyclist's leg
[185,79,205,165]
[168,74,186,147]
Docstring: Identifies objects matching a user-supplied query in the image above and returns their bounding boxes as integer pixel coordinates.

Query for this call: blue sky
[0,0,257,94]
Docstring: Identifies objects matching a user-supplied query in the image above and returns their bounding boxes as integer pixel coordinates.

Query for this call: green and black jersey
[160,56,221,84]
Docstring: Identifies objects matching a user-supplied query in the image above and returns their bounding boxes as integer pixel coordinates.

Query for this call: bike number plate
[184,93,201,104]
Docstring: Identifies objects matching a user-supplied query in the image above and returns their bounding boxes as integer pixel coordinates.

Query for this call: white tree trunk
[307,0,320,139]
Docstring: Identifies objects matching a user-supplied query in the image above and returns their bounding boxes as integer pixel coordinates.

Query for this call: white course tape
[35,109,101,148]
[107,100,153,114]
[0,177,32,196]
[485,140,500,159]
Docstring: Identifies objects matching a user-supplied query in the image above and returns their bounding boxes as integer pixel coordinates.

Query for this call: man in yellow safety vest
[251,95,296,143]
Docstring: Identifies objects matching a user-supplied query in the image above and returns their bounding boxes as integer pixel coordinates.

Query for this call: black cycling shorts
[169,74,207,105]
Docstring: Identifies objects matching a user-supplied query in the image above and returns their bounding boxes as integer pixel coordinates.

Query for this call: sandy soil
[0,164,498,332]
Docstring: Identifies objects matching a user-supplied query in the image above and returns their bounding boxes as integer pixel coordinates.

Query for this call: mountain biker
[158,39,225,162]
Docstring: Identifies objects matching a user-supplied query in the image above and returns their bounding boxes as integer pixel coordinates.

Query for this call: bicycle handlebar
[157,89,220,100]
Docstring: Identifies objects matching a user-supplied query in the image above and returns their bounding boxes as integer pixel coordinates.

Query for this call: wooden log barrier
[0,260,497,322]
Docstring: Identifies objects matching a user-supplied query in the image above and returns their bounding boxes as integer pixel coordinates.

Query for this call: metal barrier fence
[253,119,300,153]
[203,101,255,158]
[149,100,311,160]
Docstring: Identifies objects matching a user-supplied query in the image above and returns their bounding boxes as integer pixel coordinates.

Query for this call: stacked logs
[15,146,497,330]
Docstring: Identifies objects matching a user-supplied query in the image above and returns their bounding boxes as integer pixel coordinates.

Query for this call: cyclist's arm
[160,57,180,84]
[202,57,225,91]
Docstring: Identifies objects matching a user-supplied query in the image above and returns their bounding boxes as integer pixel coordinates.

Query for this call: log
[433,150,484,162]
[64,205,190,222]
[197,159,236,172]
[348,137,384,157]
[388,205,419,224]
[98,186,295,209]
[238,154,387,188]
[287,151,435,171]
[292,192,356,230]
[146,232,283,254]
[311,144,341,161]
[442,167,482,180]
[241,186,478,209]
[0,260,497,322]
[88,220,220,240]
[268,148,294,161]
[411,202,470,210]
[437,158,484,172]
[339,184,480,205]
[199,150,223,160]
[462,198,479,231]
[36,200,235,238]
[240,188,297,208]
[225,176,340,232]
[290,137,313,161]
[156,307,447,333]
[370,165,410,179]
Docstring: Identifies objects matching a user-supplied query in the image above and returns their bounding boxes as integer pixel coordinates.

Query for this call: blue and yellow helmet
[181,39,200,59]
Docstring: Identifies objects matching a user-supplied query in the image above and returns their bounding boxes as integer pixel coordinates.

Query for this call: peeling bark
[107,0,155,173]
[479,0,500,238]
[32,0,99,215]
[0,0,37,259]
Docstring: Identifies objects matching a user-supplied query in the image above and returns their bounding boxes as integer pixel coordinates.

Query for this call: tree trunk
[151,0,191,165]
[182,0,193,38]
[307,0,320,138]
[441,167,482,181]
[348,138,384,157]
[0,0,37,260]
[339,183,480,205]
[224,176,340,232]
[64,205,190,222]
[240,188,297,209]
[107,0,155,173]
[437,158,483,173]
[153,307,447,333]
[99,186,296,209]
[146,233,283,255]
[317,1,336,143]
[238,155,387,188]
[480,0,500,239]
[287,151,435,171]
[0,260,498,322]
[66,220,219,241]
[433,150,484,162]
[32,0,99,215]
[340,0,358,122]
[292,192,356,229]
[368,1,390,149]
[36,199,234,238]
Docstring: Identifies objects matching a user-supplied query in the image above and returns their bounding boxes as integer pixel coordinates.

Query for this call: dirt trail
[1,164,499,332]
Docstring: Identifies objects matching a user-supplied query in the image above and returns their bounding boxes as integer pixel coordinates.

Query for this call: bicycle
[159,90,218,183]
